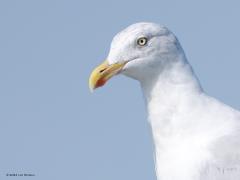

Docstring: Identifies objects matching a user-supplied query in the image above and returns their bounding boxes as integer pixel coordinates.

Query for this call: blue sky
[0,0,240,179]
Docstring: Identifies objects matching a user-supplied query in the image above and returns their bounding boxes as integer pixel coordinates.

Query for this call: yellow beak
[89,60,127,91]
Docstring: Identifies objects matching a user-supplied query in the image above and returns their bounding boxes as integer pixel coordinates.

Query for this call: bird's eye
[137,37,148,46]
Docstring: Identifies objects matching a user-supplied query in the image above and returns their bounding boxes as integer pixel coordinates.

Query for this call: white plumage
[91,22,240,180]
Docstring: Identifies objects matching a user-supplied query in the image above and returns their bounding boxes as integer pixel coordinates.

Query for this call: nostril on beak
[99,68,107,73]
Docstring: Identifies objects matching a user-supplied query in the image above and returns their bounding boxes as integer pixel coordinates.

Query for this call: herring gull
[89,22,240,180]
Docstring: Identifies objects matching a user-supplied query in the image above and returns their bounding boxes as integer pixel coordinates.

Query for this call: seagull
[89,22,240,180]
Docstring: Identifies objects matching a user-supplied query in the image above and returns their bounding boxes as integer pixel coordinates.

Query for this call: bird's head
[89,22,183,91]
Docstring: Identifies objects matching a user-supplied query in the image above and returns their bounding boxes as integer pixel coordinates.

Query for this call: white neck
[140,55,206,180]
[141,55,203,131]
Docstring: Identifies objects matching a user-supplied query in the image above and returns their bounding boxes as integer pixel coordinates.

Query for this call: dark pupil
[139,38,146,45]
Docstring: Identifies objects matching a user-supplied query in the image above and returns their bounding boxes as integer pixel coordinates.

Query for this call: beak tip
[88,83,95,92]
[89,87,95,93]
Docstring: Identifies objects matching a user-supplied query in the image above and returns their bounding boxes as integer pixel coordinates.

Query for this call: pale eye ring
[137,37,148,46]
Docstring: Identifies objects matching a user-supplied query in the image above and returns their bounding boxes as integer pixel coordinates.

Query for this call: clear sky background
[0,0,240,179]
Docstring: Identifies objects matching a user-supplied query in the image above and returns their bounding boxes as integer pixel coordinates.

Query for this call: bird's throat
[140,60,203,180]
[140,60,202,138]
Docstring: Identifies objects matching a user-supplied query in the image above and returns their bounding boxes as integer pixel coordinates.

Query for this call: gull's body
[89,22,240,180]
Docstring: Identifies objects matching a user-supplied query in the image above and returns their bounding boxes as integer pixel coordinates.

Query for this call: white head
[89,22,188,90]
